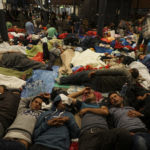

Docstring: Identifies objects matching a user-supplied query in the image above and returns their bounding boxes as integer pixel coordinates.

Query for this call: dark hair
[108,91,120,99]
[32,96,44,102]
[138,54,143,60]
[130,68,139,79]
[121,56,135,65]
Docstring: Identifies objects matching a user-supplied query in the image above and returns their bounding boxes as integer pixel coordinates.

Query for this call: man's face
[109,93,123,107]
[0,86,4,94]
[83,89,96,102]
[57,101,66,110]
[139,55,145,60]
[31,98,43,110]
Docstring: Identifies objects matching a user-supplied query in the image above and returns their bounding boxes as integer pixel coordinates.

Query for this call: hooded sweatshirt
[4,97,43,143]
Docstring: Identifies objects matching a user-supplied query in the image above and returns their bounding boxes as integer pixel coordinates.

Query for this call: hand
[40,93,51,99]
[58,116,70,123]
[81,87,91,95]
[79,108,89,117]
[128,110,143,117]
[47,117,69,126]
[130,132,135,135]
[47,118,63,126]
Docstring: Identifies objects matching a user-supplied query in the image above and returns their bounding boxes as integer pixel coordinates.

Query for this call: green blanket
[0,67,33,79]
[26,43,53,58]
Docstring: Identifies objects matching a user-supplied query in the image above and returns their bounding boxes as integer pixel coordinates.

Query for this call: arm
[17,96,34,113]
[68,87,90,99]
[66,113,80,139]
[128,110,144,117]
[136,93,150,100]
[79,106,109,117]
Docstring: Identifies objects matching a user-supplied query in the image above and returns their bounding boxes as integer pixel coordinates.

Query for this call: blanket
[0,52,46,71]
[21,66,59,98]
[26,44,43,57]
[0,74,26,89]
[59,49,75,75]
[0,42,26,54]
[71,49,106,68]
[0,67,32,79]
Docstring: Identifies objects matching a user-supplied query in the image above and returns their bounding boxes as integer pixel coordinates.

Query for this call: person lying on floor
[108,91,150,150]
[0,85,21,138]
[135,90,150,130]
[138,54,150,72]
[0,93,50,150]
[0,52,46,71]
[42,42,63,70]
[30,94,80,150]
[68,87,133,150]
[56,67,139,92]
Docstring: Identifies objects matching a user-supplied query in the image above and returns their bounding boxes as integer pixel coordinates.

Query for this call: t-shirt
[25,21,34,35]
[109,106,146,131]
[47,27,58,38]
[80,101,108,133]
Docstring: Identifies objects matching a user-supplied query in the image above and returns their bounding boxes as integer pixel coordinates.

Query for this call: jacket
[33,109,80,150]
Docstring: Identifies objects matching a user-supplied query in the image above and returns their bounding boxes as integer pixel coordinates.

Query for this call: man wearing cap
[0,93,50,150]
[69,87,133,150]
[30,94,80,150]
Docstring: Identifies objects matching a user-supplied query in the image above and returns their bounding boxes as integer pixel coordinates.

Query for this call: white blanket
[71,49,105,67]
[0,42,26,54]
[129,61,150,90]
[9,32,25,38]
[0,74,26,89]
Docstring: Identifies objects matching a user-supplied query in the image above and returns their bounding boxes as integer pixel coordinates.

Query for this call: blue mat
[21,66,59,98]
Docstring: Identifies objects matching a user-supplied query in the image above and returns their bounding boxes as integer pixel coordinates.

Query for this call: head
[46,24,50,29]
[130,68,139,79]
[30,96,43,110]
[108,92,123,107]
[52,94,69,111]
[0,85,6,94]
[83,88,96,103]
[138,54,145,60]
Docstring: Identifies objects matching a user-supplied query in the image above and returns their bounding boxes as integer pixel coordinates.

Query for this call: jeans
[133,135,147,150]
[0,139,26,150]
[133,132,150,150]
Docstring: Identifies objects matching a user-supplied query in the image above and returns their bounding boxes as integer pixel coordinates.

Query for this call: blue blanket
[21,66,59,98]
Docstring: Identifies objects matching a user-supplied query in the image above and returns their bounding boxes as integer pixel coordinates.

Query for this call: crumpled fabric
[0,42,26,54]
[72,65,110,74]
[21,66,59,98]
[71,49,106,68]
[59,49,75,75]
[31,52,44,63]
[0,74,26,89]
